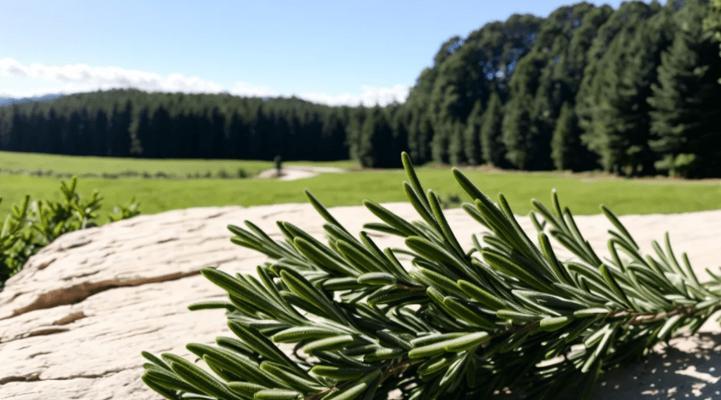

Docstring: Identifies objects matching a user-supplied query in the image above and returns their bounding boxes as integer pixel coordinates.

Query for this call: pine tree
[407,114,433,164]
[463,101,483,165]
[356,108,379,168]
[108,101,132,156]
[649,0,721,178]
[357,107,400,168]
[707,0,721,61]
[448,123,465,165]
[580,5,668,176]
[551,103,584,171]
[143,153,721,400]
[502,94,536,169]
[576,1,660,172]
[480,92,505,167]
[431,123,450,164]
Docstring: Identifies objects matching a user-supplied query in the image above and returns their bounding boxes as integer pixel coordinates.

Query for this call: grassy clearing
[2,166,720,217]
[0,151,358,178]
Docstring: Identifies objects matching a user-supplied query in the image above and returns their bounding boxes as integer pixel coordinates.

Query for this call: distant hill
[0,94,63,106]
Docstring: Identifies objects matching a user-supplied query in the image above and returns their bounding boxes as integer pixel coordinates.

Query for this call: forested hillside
[1,0,720,176]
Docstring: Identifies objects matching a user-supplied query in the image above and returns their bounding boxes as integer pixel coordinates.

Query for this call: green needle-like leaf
[142,153,721,400]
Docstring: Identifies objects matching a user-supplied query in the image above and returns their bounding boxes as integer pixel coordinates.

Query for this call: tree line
[400,0,721,177]
[0,90,351,161]
[1,0,720,177]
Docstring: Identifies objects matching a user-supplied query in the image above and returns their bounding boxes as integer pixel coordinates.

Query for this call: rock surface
[1,204,721,399]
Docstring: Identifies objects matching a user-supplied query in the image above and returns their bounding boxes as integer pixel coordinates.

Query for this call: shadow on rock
[595,332,721,399]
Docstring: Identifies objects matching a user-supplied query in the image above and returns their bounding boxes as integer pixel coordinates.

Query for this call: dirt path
[257,165,346,180]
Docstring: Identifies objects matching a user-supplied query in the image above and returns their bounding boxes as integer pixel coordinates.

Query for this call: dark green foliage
[707,0,721,55]
[430,122,450,164]
[142,153,721,399]
[447,123,465,166]
[0,90,351,162]
[407,15,543,164]
[578,2,667,175]
[0,178,140,287]
[0,198,29,286]
[354,107,405,168]
[576,2,653,149]
[502,93,537,169]
[551,103,585,171]
[479,92,505,167]
[463,101,483,165]
[503,3,609,171]
[648,0,721,178]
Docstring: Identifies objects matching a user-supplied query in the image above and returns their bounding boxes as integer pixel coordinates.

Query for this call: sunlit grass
[2,165,720,217]
[0,150,360,178]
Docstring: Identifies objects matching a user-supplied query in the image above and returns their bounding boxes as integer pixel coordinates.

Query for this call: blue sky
[0,0,625,105]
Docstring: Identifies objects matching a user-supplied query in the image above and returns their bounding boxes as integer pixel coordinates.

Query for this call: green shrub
[0,177,140,287]
[142,153,721,399]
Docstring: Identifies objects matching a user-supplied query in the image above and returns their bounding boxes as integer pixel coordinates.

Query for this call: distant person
[274,155,283,178]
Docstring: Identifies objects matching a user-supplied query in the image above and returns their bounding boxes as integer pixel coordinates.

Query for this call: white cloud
[230,81,278,98]
[0,57,223,93]
[301,84,408,107]
[0,58,407,106]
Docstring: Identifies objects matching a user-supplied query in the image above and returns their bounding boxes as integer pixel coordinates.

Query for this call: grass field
[0,151,358,178]
[2,152,721,217]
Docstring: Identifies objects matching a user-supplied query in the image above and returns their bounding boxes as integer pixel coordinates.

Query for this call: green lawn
[0,151,358,178]
[2,165,720,217]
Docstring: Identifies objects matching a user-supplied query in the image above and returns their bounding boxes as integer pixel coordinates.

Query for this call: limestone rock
[1,204,721,399]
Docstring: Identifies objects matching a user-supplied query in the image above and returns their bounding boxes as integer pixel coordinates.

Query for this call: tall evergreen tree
[503,93,538,170]
[448,123,466,165]
[430,122,450,164]
[580,4,667,175]
[551,102,584,171]
[707,0,721,59]
[463,101,483,165]
[503,4,607,171]
[413,15,542,164]
[649,0,721,177]
[108,101,132,156]
[576,1,659,166]
[480,92,505,167]
[406,113,433,164]
[357,107,400,168]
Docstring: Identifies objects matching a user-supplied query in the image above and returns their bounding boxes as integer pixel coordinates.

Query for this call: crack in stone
[53,311,87,326]
[1,312,88,342]
[0,368,129,385]
[23,326,69,338]
[62,270,100,281]
[0,372,40,385]
[35,257,57,271]
[28,351,51,359]
[2,270,201,321]
[57,238,93,251]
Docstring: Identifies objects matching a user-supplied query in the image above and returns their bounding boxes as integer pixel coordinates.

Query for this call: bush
[142,153,720,399]
[0,177,140,287]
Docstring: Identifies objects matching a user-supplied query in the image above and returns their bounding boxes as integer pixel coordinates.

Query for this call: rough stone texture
[1,204,721,399]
